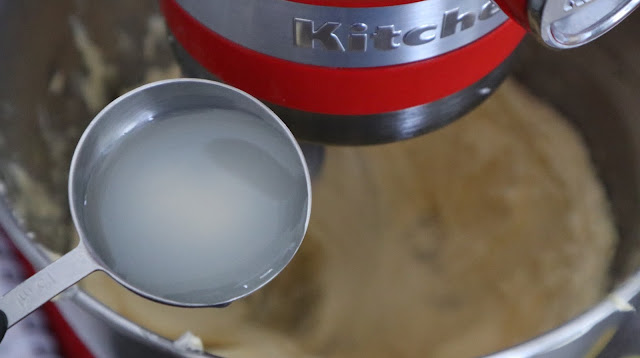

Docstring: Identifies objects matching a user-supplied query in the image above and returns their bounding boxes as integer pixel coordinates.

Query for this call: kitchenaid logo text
[293,1,501,52]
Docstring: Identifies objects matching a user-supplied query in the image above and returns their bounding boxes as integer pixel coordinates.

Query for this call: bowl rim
[0,192,637,357]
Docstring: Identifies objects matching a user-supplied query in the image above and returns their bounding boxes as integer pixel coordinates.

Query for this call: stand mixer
[160,0,638,144]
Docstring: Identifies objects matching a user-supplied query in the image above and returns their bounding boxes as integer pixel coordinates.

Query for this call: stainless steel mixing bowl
[1,1,640,357]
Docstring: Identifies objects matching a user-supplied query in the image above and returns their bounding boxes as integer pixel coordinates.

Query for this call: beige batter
[81,78,617,358]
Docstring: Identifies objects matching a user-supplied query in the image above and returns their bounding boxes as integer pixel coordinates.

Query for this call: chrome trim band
[170,32,513,144]
[175,0,508,68]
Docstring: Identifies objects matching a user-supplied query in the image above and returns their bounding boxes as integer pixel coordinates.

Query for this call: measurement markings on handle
[16,272,57,309]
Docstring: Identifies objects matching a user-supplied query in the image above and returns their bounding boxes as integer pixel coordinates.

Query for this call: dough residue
[82,78,617,358]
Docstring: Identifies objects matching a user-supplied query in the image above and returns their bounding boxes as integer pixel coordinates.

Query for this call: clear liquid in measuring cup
[82,108,309,304]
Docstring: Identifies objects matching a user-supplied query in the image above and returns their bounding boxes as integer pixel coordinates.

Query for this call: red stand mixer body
[161,0,638,143]
[161,0,526,144]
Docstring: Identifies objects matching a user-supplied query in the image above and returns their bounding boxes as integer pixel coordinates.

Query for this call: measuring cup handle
[0,310,6,342]
[0,244,100,340]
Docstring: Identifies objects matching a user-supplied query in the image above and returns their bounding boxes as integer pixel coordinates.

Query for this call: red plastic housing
[493,0,530,29]
[162,0,526,115]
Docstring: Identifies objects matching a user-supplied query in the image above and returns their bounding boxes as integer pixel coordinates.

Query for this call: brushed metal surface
[175,0,507,67]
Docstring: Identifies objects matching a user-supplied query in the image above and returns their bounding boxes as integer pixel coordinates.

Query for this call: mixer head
[162,0,637,145]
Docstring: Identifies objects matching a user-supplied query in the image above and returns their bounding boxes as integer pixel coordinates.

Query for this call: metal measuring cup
[0,79,312,341]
